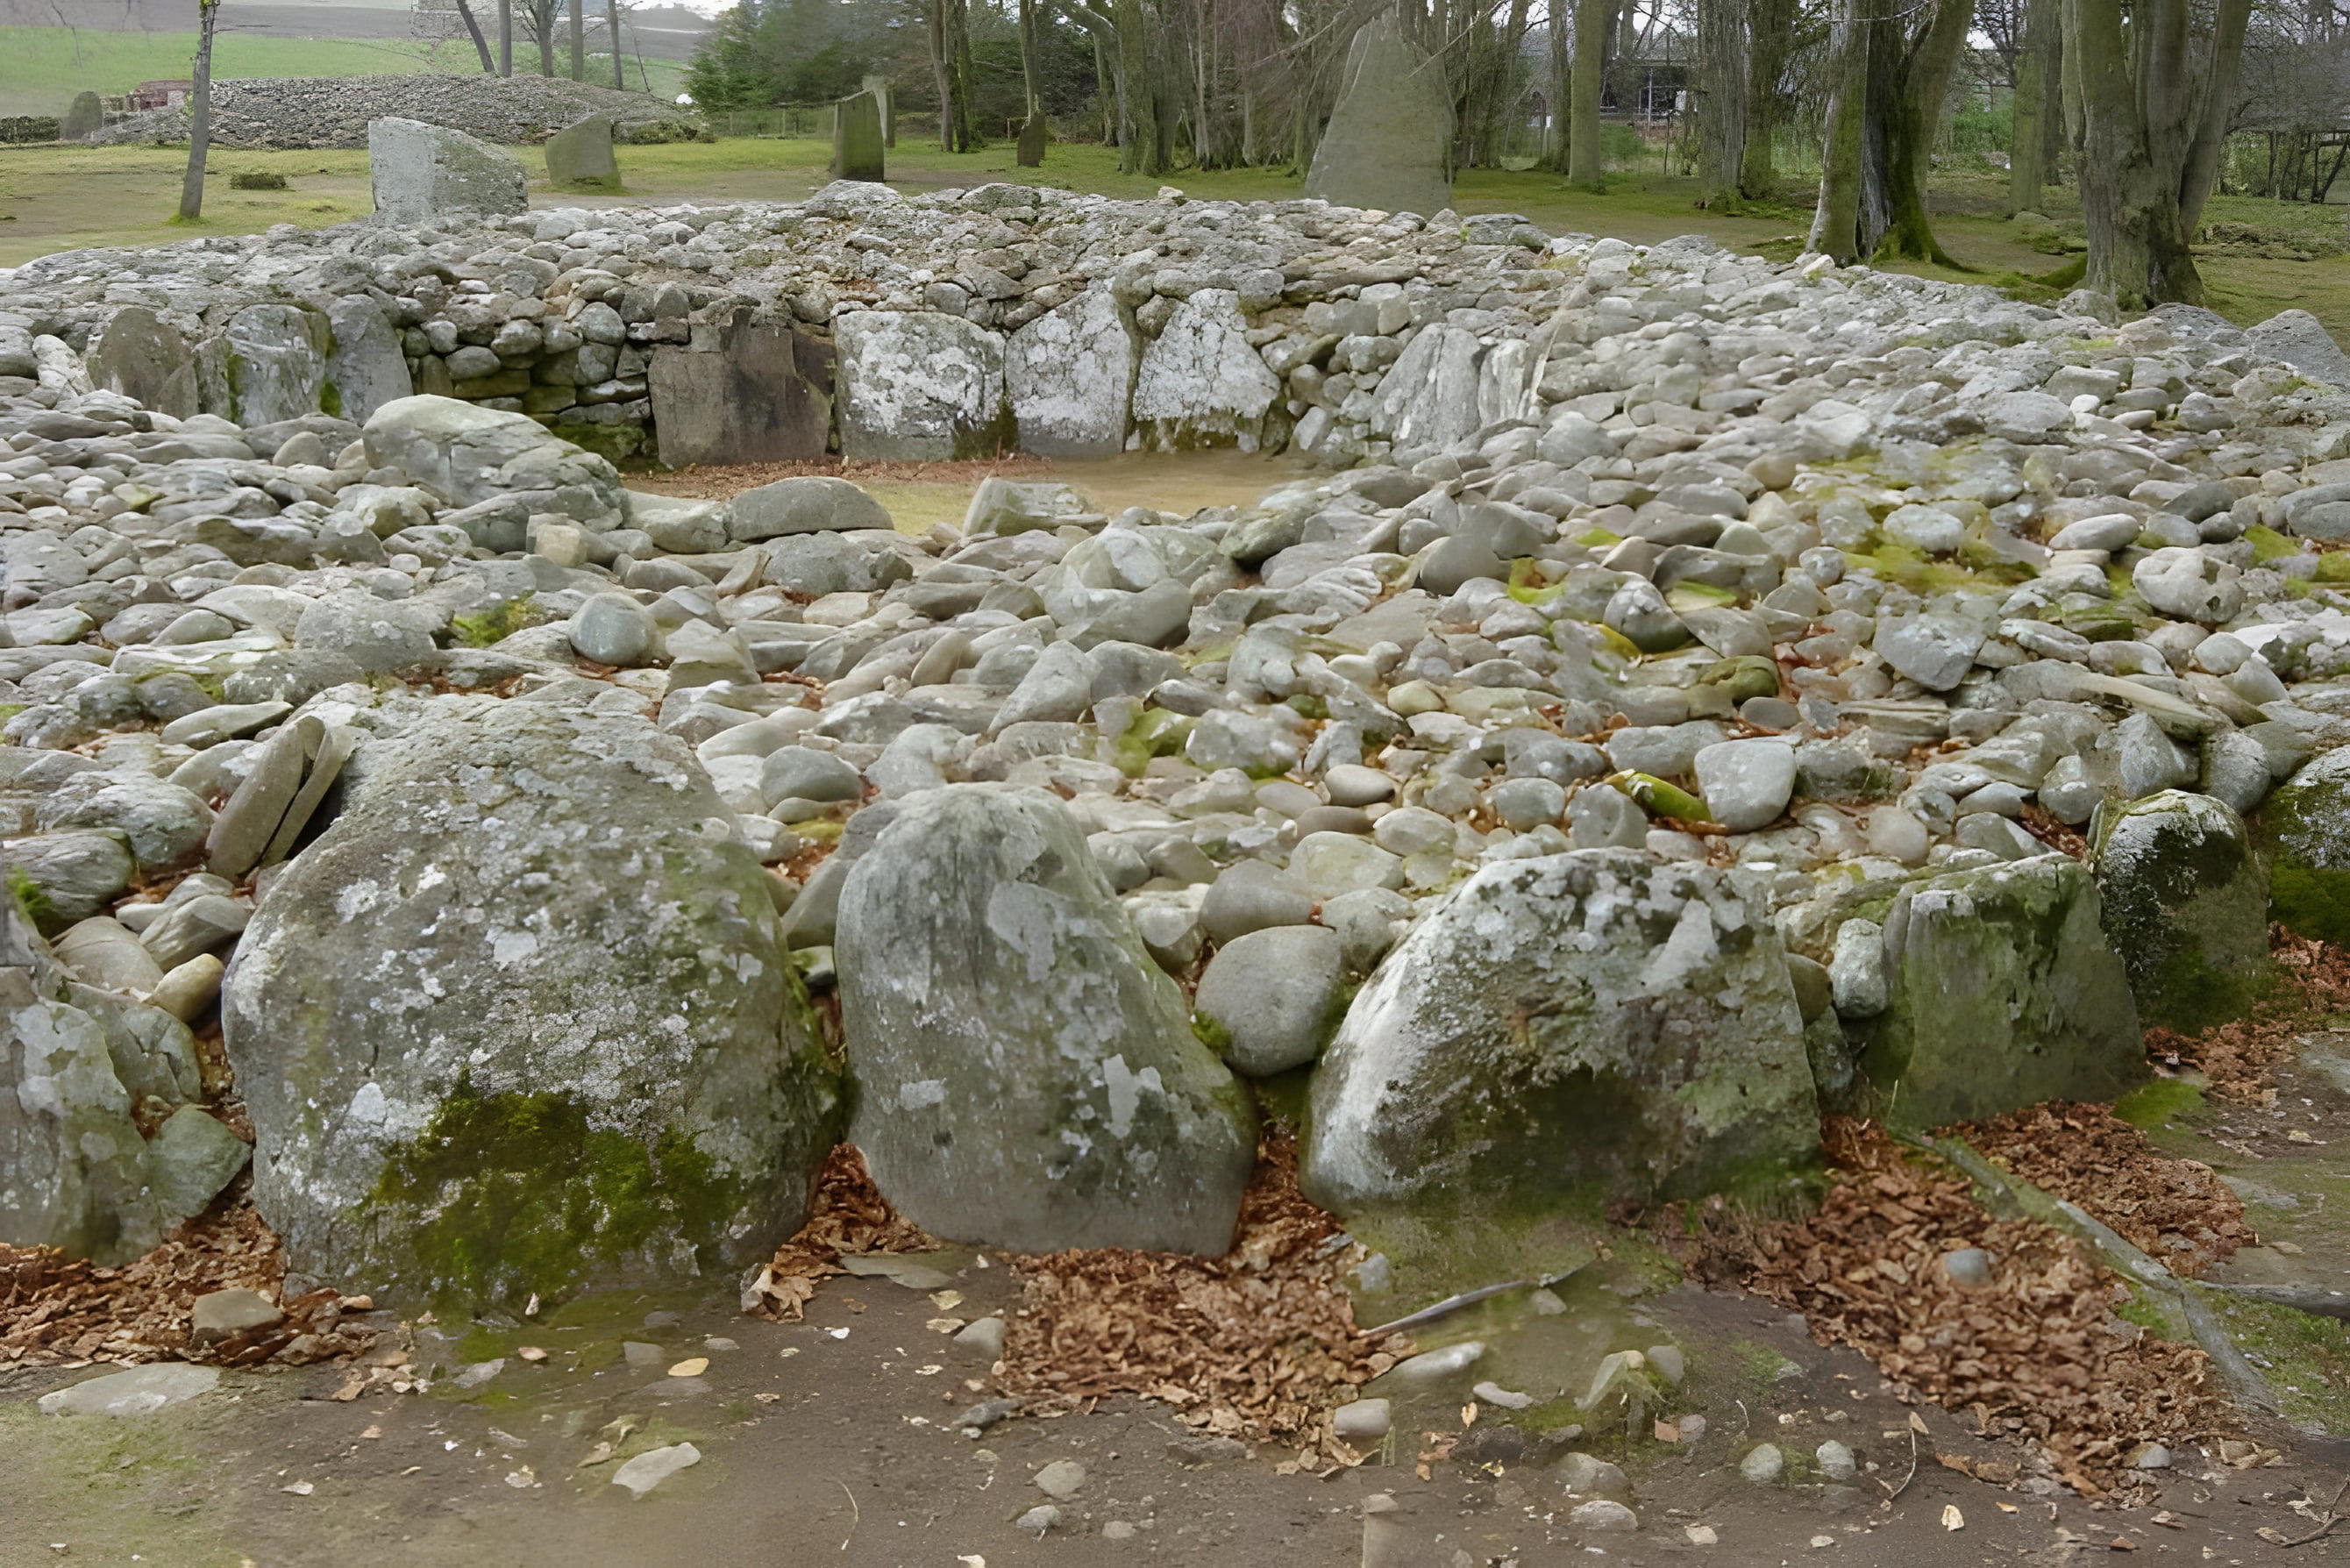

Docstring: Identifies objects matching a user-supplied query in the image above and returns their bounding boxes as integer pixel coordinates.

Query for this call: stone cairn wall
[8,182,2350,1315]
[90,75,707,152]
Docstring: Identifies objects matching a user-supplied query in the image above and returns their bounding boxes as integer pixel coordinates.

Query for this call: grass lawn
[0,25,688,118]
[3,132,2346,344]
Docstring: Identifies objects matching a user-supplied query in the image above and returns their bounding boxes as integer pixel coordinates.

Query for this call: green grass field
[0,25,686,118]
[2,132,2344,345]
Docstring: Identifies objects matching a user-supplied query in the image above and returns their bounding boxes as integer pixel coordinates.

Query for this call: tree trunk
[177,0,220,221]
[2007,0,2055,215]
[1113,0,1166,175]
[453,0,496,72]
[609,0,624,89]
[1809,0,1866,261]
[1695,0,1747,206]
[1567,0,1620,188]
[1737,0,1795,197]
[1018,0,1042,121]
[537,2,554,75]
[1543,0,1571,172]
[928,0,957,151]
[498,0,514,75]
[568,0,583,81]
[947,0,976,149]
[1869,0,1972,264]
[2066,0,2250,309]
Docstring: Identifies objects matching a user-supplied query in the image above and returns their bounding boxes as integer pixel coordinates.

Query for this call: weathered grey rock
[86,306,198,419]
[2245,308,2350,389]
[145,1103,252,1222]
[368,116,529,225]
[1369,324,1483,453]
[545,111,620,189]
[728,475,892,539]
[364,394,624,525]
[2133,547,2242,624]
[2,830,134,929]
[1302,851,1819,1215]
[1302,16,1452,218]
[836,786,1256,1255]
[216,303,329,426]
[650,310,834,468]
[834,310,1008,461]
[1692,738,1795,832]
[2093,791,2267,1032]
[324,296,415,424]
[39,1363,219,1416]
[1200,859,1314,943]
[1193,924,1343,1076]
[1006,289,1139,458]
[568,591,659,666]
[1131,289,1282,451]
[962,477,1095,538]
[1851,854,2143,1127]
[222,697,841,1309]
[830,91,884,182]
[294,591,437,676]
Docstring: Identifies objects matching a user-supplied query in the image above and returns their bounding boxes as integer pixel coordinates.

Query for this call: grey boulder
[836,786,1256,1255]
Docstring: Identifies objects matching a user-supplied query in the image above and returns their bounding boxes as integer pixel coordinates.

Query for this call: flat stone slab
[39,1363,221,1416]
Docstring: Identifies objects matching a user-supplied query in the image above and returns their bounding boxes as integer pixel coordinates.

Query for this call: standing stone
[61,91,103,142]
[1006,287,1138,458]
[830,90,885,183]
[85,306,197,419]
[1301,851,1819,1216]
[367,117,528,225]
[215,303,330,426]
[1131,289,1282,451]
[545,111,620,190]
[1302,15,1453,217]
[222,697,842,1311]
[324,296,414,424]
[833,310,1008,460]
[1850,855,2143,1128]
[1017,116,1046,167]
[836,786,1257,1256]
[860,73,895,146]
[2093,790,2268,1033]
[650,305,834,467]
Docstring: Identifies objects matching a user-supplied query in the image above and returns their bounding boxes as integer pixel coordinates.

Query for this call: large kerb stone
[1851,854,2143,1127]
[2259,746,2350,944]
[368,116,528,225]
[1302,16,1453,218]
[836,786,1257,1256]
[2093,790,2268,1033]
[1300,850,1819,1216]
[833,310,1008,461]
[222,696,841,1310]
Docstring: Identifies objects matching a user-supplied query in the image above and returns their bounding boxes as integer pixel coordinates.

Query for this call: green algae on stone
[1850,853,2144,1129]
[2256,747,2350,945]
[2091,790,2270,1033]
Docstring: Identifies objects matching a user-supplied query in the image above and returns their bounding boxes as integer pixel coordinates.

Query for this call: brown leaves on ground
[2145,930,2350,1101]
[0,1205,367,1369]
[996,1134,1406,1464]
[1672,1119,2226,1493]
[1960,1102,2257,1279]
[742,1144,937,1322]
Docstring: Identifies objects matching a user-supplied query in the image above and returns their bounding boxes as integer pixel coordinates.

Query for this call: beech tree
[1567,0,1620,188]
[1806,0,1973,265]
[177,0,222,223]
[2065,0,2251,308]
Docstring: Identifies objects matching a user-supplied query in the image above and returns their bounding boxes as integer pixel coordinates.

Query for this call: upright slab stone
[1302,15,1453,217]
[2246,308,2350,390]
[1300,850,1819,1215]
[324,296,414,424]
[1368,324,1485,453]
[211,303,330,426]
[1006,287,1138,458]
[1131,288,1282,451]
[86,305,197,419]
[650,306,835,467]
[1851,854,2143,1128]
[860,73,895,146]
[61,91,103,142]
[1016,116,1046,167]
[830,90,885,183]
[2093,790,2268,1033]
[836,786,1257,1256]
[834,310,1008,460]
[545,111,620,190]
[367,116,528,225]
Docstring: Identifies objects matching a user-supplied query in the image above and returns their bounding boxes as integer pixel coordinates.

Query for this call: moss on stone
[368,1080,753,1312]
